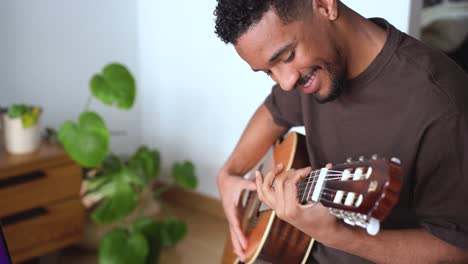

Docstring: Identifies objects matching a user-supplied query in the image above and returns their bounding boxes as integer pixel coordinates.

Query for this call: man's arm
[328,225,468,264]
[217,103,288,261]
[219,103,288,177]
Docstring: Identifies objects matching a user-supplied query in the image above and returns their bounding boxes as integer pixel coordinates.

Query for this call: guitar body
[222,132,314,264]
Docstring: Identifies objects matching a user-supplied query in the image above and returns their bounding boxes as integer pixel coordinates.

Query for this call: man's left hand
[255,163,342,245]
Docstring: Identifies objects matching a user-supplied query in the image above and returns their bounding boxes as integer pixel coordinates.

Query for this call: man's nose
[275,66,300,91]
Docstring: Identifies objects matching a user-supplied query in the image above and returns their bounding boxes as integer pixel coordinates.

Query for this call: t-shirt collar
[345,18,402,90]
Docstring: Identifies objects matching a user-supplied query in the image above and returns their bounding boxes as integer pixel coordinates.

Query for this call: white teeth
[304,74,315,87]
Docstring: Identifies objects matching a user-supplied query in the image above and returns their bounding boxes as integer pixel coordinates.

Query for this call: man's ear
[313,0,339,21]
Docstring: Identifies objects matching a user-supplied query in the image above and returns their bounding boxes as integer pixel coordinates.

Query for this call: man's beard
[313,61,346,104]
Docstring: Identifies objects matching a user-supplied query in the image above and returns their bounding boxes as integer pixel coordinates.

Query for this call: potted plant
[58,63,197,264]
[1,104,42,154]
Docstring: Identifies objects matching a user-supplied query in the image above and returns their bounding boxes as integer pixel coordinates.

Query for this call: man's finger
[244,179,257,191]
[291,166,313,183]
[264,163,284,190]
[225,205,247,250]
[232,221,247,250]
[256,170,275,207]
[229,227,245,261]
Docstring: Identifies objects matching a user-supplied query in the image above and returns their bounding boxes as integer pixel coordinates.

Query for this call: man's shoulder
[397,33,462,76]
[392,34,468,115]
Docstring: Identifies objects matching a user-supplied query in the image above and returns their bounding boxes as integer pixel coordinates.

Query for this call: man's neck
[335,3,388,80]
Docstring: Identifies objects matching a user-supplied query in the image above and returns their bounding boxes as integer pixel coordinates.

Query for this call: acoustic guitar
[222,132,402,264]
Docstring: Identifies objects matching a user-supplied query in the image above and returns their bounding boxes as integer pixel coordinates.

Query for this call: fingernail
[276,163,283,168]
[255,171,260,177]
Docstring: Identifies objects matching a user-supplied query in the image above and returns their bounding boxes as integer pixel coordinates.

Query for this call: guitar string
[295,175,363,189]
[301,188,353,204]
[263,173,349,190]
[299,188,340,204]
[297,175,362,203]
[296,175,363,189]
[296,170,369,188]
[258,169,370,204]
[297,179,360,195]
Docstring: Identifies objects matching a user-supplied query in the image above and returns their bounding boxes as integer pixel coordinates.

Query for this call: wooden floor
[39,201,229,264]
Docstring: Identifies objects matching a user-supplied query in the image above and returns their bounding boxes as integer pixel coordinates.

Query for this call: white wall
[138,0,421,198]
[342,0,422,35]
[0,0,141,155]
[138,0,275,198]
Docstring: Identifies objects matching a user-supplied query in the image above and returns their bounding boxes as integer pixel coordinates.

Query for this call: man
[214,0,468,263]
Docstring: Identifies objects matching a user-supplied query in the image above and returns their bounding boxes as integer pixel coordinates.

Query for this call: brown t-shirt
[264,18,468,263]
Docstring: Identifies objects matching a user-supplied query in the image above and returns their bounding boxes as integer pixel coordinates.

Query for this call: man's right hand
[218,171,257,262]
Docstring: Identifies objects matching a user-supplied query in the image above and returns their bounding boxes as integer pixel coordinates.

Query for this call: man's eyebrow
[269,43,295,63]
[251,43,295,72]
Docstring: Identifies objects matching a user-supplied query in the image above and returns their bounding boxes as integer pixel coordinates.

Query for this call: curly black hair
[214,0,310,44]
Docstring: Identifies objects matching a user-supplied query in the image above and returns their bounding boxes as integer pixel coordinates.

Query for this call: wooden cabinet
[0,142,84,263]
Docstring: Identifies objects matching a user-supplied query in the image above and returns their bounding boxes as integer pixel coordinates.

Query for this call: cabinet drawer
[3,198,84,263]
[0,164,82,217]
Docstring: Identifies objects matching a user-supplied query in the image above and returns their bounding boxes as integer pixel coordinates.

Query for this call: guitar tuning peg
[391,157,401,165]
[371,154,378,160]
[346,157,352,163]
[359,156,365,161]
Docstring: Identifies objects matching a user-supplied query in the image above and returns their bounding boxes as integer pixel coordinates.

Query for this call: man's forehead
[234,9,296,67]
[236,10,286,46]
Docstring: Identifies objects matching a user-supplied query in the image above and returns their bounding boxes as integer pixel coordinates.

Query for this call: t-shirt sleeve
[413,113,468,250]
[263,84,304,128]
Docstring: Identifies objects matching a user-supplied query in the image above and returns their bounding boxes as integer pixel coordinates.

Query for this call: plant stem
[84,95,92,111]
[153,184,175,199]
[121,216,133,231]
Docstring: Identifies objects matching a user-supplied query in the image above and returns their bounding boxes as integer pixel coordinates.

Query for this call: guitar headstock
[316,156,403,234]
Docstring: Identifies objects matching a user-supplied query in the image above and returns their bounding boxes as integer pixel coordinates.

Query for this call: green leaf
[91,170,139,225]
[120,166,145,188]
[90,63,136,110]
[162,217,187,247]
[7,105,41,128]
[8,104,29,119]
[90,75,114,105]
[172,161,197,189]
[99,228,149,264]
[20,107,41,128]
[102,154,123,174]
[133,218,163,264]
[129,146,161,183]
[134,217,187,250]
[58,111,109,168]
[84,174,111,193]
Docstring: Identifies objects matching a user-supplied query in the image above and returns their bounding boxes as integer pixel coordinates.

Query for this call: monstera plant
[58,63,197,264]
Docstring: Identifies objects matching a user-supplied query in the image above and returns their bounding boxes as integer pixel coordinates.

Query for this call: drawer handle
[1,208,48,227]
[0,171,46,189]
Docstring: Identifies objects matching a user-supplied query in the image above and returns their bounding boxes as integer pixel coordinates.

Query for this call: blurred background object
[420,0,468,72]
[3,0,464,263]
[1,105,42,155]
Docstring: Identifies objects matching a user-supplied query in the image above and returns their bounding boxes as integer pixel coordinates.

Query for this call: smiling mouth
[297,66,321,89]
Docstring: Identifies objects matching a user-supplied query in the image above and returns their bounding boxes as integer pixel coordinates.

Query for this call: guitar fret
[311,168,328,202]
[301,171,313,203]
[300,175,308,203]
[306,170,318,203]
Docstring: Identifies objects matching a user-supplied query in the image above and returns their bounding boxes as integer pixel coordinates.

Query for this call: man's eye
[266,70,272,76]
[284,51,295,63]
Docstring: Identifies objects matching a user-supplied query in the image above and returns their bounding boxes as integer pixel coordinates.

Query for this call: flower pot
[2,114,41,154]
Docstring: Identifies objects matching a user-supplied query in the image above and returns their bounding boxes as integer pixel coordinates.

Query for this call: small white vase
[2,114,41,154]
